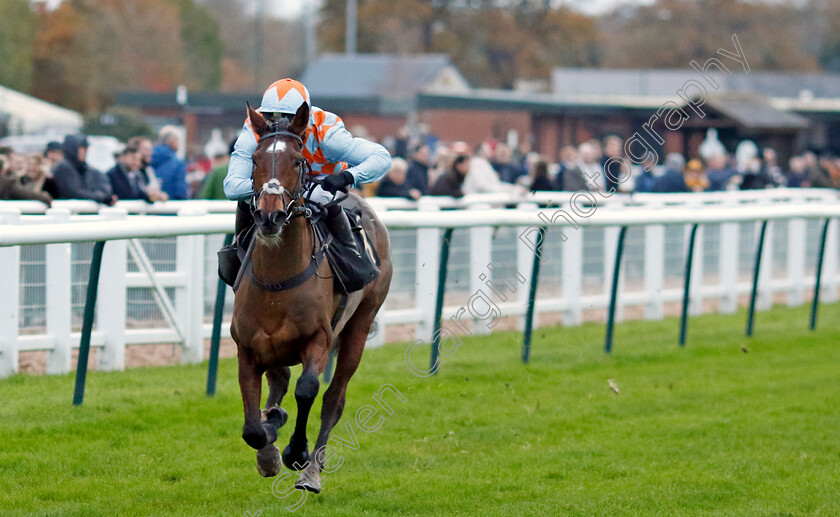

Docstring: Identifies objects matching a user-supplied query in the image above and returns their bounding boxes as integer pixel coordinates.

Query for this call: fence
[1,189,839,382]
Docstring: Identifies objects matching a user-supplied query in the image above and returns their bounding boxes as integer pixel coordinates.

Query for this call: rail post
[604,226,628,353]
[430,228,454,374]
[521,227,546,363]
[73,241,106,406]
[207,233,234,396]
[810,218,831,330]
[679,224,700,347]
[746,220,769,337]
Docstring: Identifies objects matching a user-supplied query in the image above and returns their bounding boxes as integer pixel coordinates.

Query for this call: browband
[261,130,303,145]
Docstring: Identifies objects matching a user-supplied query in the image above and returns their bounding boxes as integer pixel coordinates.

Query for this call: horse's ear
[246,102,269,138]
[289,102,310,137]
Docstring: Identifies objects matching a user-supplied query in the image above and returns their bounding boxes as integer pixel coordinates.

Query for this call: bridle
[236,125,350,294]
[251,129,314,228]
[238,128,339,294]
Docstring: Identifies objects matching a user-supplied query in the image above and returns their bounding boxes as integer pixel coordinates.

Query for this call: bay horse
[231,103,392,493]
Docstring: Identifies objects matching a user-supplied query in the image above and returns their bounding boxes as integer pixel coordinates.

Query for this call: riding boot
[324,205,361,257]
[235,201,255,242]
[323,204,379,293]
[217,201,253,287]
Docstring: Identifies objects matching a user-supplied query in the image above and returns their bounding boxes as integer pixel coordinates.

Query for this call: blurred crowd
[0,126,227,205]
[375,131,840,200]
[3,126,839,207]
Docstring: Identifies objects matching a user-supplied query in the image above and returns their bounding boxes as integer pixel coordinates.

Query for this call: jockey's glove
[321,171,355,193]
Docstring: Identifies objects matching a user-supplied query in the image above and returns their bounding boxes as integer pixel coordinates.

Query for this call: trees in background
[3,0,840,113]
[319,0,840,88]
[195,0,306,92]
[318,0,598,88]
[19,0,223,111]
[598,0,821,71]
[0,0,36,92]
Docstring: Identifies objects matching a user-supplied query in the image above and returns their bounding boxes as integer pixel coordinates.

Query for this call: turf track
[1,303,839,516]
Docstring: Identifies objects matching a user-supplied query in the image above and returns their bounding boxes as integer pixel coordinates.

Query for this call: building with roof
[420,68,840,162]
[116,53,470,151]
[117,63,840,164]
[300,53,470,138]
[0,85,83,137]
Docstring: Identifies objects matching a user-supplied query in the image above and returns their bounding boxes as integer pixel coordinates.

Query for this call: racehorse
[231,103,392,493]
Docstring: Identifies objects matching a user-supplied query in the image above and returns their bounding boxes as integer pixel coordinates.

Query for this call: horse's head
[246,102,310,242]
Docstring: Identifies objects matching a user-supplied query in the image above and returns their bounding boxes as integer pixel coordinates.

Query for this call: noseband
[252,129,313,226]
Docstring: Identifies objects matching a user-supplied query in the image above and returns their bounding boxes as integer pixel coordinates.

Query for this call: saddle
[217,205,380,295]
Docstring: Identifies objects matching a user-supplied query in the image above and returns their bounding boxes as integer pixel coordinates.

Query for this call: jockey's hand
[321,171,355,194]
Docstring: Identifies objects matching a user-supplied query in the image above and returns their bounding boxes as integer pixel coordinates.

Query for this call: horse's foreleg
[283,330,329,472]
[253,365,291,478]
[238,348,276,451]
[263,366,290,428]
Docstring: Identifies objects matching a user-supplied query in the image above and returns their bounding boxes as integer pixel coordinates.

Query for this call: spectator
[633,155,660,193]
[0,152,50,204]
[652,158,707,193]
[785,156,808,188]
[428,145,450,188]
[44,141,64,168]
[529,161,555,192]
[128,136,169,202]
[463,143,518,194]
[555,144,578,190]
[739,145,776,190]
[21,153,59,200]
[199,140,235,200]
[600,135,624,193]
[705,153,740,191]
[376,158,421,200]
[406,143,431,194]
[492,143,526,184]
[651,154,686,193]
[562,142,600,191]
[107,147,149,201]
[665,152,686,174]
[150,126,187,200]
[825,155,840,187]
[760,148,785,186]
[8,152,28,177]
[683,159,709,192]
[431,154,470,198]
[52,134,115,204]
[587,138,603,160]
[393,126,410,159]
[809,153,839,189]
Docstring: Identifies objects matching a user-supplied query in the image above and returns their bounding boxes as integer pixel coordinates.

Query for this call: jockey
[224,78,391,259]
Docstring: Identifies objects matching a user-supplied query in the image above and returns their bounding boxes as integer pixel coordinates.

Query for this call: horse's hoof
[282,444,310,471]
[262,406,288,429]
[295,472,321,494]
[256,445,282,477]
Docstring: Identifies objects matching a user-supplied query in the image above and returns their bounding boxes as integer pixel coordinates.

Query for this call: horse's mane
[268,115,293,135]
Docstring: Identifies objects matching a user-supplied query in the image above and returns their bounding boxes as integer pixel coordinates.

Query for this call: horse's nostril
[269,211,286,226]
[253,210,268,226]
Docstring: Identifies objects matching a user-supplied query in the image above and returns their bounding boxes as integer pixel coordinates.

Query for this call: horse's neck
[251,218,314,281]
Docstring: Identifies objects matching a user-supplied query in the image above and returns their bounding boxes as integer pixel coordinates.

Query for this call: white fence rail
[1,190,839,378]
[2,187,838,215]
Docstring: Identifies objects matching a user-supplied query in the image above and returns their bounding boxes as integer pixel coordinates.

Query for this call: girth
[243,245,327,292]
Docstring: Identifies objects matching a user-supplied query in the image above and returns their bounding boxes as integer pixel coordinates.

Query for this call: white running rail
[1,191,838,378]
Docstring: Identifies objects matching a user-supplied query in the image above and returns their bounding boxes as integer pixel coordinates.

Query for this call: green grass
[2,303,840,516]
